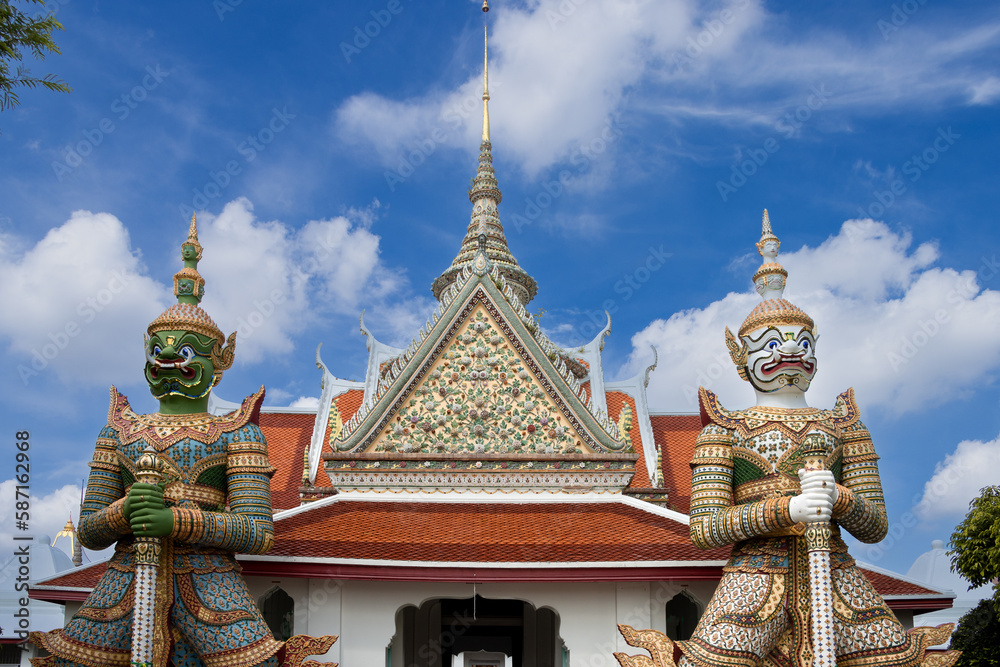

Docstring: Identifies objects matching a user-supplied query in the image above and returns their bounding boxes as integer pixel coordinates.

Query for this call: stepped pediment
[325,269,636,492]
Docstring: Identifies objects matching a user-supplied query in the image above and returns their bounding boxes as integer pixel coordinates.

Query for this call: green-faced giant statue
[30,216,336,667]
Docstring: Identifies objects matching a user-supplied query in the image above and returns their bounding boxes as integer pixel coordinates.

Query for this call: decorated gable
[324,268,637,493]
[370,301,596,456]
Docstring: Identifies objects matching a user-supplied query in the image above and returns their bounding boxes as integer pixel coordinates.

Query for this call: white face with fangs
[743,324,818,401]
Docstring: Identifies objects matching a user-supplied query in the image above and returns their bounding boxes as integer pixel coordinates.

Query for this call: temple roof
[262,494,712,565]
[29,532,957,609]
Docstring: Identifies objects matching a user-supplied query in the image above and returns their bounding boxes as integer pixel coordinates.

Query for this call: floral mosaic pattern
[370,305,588,456]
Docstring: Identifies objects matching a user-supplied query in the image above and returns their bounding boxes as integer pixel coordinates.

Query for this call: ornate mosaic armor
[31,389,284,667]
[676,388,928,667]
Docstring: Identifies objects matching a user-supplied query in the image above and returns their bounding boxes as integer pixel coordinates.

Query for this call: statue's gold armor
[30,389,284,667]
[677,388,928,667]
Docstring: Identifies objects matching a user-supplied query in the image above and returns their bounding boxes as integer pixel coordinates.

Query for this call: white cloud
[337,0,760,176]
[969,76,1000,105]
[625,219,1000,416]
[916,435,1000,520]
[0,211,171,387]
[0,480,114,567]
[1,199,406,384]
[198,198,404,363]
[334,0,999,176]
[288,396,320,410]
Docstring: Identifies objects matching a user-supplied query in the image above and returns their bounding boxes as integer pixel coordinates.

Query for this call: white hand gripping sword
[802,435,836,667]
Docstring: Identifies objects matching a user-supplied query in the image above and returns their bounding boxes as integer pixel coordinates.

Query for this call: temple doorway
[389,595,563,667]
[664,590,701,641]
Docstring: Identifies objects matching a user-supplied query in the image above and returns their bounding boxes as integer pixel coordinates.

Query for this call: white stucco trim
[604,350,658,487]
[567,312,612,416]
[881,594,957,600]
[239,554,728,569]
[360,310,405,405]
[307,343,364,485]
[30,585,94,593]
[274,489,691,525]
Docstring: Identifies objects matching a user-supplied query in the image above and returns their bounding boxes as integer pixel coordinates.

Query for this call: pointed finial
[430,0,538,305]
[55,515,82,568]
[301,444,311,486]
[185,213,204,260]
[173,214,206,305]
[751,209,787,301]
[756,209,779,255]
[482,4,491,143]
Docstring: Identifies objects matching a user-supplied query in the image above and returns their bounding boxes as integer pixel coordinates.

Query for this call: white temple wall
[340,580,471,666]
[245,575,343,665]
[267,578,721,666]
[475,581,620,662]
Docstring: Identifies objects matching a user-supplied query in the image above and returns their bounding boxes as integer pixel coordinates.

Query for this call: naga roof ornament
[431,0,538,306]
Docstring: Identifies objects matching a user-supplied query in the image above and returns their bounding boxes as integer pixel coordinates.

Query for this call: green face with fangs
[144,329,217,401]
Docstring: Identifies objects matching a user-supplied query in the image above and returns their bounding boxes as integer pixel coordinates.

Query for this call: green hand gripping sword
[131,446,165,667]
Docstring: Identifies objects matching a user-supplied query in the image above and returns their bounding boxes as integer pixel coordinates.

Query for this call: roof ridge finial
[482,0,490,143]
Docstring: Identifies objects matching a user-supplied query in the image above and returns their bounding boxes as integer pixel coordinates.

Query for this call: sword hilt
[802,434,832,551]
[134,445,165,565]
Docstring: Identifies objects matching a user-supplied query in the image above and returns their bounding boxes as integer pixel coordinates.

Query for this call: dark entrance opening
[392,595,561,667]
[664,591,700,642]
[257,586,294,642]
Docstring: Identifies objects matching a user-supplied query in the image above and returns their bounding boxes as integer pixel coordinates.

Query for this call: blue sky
[1,0,998,585]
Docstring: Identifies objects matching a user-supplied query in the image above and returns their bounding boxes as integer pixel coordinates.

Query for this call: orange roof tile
[858,567,945,597]
[32,560,108,590]
[650,414,702,513]
[259,412,316,510]
[336,389,364,421]
[271,500,725,563]
[320,389,365,446]
[31,529,948,609]
[607,391,651,489]
[260,389,365,509]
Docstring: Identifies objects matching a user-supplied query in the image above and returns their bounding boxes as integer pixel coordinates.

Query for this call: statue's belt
[125,481,226,508]
[163,481,226,507]
[760,523,808,537]
[733,474,801,505]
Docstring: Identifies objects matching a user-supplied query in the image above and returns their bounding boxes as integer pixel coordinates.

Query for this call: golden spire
[54,515,82,567]
[482,1,491,142]
[431,0,538,306]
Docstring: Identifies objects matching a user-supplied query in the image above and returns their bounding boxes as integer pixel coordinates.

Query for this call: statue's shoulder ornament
[698,386,859,444]
[106,386,266,451]
[829,387,861,429]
